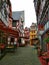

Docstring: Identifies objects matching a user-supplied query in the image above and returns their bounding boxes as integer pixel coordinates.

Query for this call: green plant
[44,37,49,43]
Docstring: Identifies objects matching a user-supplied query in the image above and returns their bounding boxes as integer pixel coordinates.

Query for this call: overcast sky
[10,0,37,28]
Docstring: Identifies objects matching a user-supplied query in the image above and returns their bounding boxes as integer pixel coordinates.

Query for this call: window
[12,21,16,27]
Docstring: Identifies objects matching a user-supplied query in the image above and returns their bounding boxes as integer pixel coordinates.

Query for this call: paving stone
[0,46,41,65]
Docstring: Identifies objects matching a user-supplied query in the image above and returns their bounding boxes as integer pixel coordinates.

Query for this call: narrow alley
[0,0,49,65]
[0,46,41,65]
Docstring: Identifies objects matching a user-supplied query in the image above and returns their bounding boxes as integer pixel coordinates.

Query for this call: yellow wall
[30,30,37,45]
[30,30,37,39]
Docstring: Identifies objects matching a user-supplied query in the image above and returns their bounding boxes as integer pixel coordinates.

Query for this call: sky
[10,0,37,28]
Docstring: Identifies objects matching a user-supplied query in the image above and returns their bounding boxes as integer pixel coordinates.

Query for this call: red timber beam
[0,21,19,38]
[6,27,19,38]
[0,20,7,33]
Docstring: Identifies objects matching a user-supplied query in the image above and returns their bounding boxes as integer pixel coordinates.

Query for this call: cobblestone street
[0,46,41,65]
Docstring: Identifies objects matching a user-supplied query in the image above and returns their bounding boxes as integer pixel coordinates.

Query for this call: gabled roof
[12,11,24,20]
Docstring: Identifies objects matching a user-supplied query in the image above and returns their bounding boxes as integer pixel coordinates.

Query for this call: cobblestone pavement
[0,46,41,65]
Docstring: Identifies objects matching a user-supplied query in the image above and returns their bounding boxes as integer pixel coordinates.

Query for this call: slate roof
[12,11,24,20]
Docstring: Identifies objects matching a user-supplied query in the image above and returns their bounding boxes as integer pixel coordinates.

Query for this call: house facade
[34,0,49,51]
[30,23,38,45]
[12,11,25,46]
[24,27,30,45]
[0,0,19,59]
